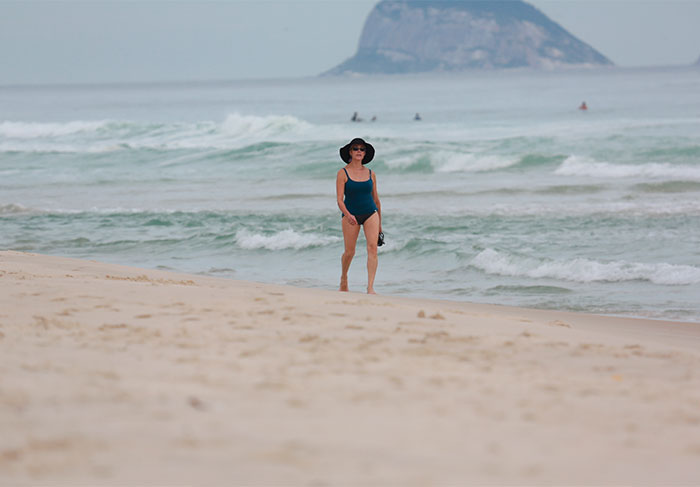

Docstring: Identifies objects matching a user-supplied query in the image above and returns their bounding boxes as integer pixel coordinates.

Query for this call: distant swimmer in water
[579,101,588,111]
[351,111,363,122]
[414,112,422,121]
[371,115,377,122]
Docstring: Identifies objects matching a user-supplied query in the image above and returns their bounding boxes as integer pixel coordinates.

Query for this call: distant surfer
[579,101,588,111]
[414,112,422,121]
[336,138,383,294]
[351,111,363,122]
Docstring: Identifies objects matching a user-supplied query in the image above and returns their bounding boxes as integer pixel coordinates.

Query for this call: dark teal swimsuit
[342,167,378,225]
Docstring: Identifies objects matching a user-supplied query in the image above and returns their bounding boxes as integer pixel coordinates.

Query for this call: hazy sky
[1,0,699,85]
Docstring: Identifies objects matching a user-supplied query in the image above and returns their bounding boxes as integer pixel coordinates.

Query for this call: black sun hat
[339,138,375,165]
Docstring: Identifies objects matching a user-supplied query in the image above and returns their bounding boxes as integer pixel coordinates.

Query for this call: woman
[336,138,382,294]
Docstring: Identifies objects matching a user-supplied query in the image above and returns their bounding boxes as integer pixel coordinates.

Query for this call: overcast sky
[1,0,699,85]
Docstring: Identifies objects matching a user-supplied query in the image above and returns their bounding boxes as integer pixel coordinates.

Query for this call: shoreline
[2,250,700,484]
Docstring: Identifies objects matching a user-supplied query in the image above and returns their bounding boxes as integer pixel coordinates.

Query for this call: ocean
[2,67,700,322]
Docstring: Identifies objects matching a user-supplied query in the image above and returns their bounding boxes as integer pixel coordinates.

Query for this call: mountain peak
[324,0,612,75]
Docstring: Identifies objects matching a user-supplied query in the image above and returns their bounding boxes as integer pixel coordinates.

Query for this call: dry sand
[1,250,700,486]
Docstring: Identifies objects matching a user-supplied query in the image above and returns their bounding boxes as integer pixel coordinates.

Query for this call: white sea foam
[433,151,518,173]
[0,142,125,153]
[235,229,339,251]
[220,113,314,141]
[163,113,317,150]
[382,149,518,173]
[471,248,700,285]
[555,155,700,180]
[0,114,320,152]
[0,203,40,216]
[0,120,110,138]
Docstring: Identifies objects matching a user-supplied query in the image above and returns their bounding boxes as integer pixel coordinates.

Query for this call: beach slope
[1,250,699,485]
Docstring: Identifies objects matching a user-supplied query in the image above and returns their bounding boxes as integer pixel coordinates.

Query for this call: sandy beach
[1,250,700,485]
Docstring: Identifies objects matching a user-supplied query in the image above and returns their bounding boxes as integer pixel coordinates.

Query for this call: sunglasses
[351,146,366,152]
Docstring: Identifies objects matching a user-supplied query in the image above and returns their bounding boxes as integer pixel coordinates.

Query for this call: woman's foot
[339,276,349,292]
[367,287,376,294]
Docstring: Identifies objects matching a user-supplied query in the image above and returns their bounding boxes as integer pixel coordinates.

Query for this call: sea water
[2,67,700,322]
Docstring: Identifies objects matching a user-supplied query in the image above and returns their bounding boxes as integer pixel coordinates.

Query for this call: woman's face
[350,144,366,162]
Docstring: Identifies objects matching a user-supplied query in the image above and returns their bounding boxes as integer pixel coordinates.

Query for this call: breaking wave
[0,120,112,138]
[0,203,40,216]
[235,229,340,251]
[0,113,317,153]
[471,248,700,285]
[555,155,700,180]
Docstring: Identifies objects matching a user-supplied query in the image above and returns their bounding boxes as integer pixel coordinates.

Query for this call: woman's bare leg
[340,217,361,291]
[362,213,380,294]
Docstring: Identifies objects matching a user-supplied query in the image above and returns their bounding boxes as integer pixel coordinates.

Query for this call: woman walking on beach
[336,138,382,294]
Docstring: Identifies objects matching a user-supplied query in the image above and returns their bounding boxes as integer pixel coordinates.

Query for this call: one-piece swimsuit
[342,167,377,225]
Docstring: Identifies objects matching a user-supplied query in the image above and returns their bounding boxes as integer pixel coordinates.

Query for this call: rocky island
[325,0,613,75]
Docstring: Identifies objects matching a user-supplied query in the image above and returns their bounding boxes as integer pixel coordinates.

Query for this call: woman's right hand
[346,214,358,225]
